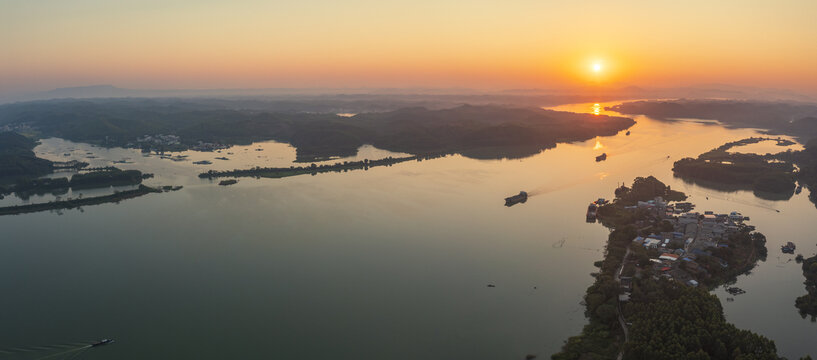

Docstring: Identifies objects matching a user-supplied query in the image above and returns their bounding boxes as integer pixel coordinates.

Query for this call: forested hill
[0,99,635,162]
[0,132,53,178]
[609,100,817,142]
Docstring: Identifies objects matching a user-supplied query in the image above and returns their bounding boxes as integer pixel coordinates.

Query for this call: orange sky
[3,0,817,94]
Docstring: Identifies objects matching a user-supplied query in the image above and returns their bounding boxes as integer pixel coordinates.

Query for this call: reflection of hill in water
[456,144,554,160]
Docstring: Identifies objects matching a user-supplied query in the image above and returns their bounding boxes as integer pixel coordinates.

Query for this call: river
[0,101,814,359]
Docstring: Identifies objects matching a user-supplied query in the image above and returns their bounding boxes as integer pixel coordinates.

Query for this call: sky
[2,0,817,95]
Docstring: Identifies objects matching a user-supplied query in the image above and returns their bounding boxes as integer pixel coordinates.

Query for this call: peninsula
[554,176,780,359]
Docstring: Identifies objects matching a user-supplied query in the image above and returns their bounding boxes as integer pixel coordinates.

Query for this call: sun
[592,63,602,73]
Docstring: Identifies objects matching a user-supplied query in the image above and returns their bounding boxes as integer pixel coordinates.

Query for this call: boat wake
[0,339,113,360]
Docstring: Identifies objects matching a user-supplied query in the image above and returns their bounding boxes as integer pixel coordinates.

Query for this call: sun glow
[592,63,602,73]
[593,139,604,150]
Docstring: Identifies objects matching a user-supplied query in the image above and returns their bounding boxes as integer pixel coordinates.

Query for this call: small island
[553,176,780,359]
[200,154,446,180]
[0,185,162,216]
[672,137,798,198]
[671,137,817,209]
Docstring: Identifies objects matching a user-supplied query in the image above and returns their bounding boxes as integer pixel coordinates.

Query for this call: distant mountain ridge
[2,83,815,105]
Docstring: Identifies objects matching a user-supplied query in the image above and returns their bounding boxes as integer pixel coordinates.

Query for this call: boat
[782,242,796,254]
[728,211,743,222]
[91,339,114,347]
[625,131,631,136]
[796,185,803,194]
[192,160,213,165]
[586,203,598,221]
[219,179,238,186]
[504,191,528,207]
[595,153,607,162]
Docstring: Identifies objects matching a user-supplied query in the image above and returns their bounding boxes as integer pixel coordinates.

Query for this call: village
[605,195,771,303]
[133,134,228,152]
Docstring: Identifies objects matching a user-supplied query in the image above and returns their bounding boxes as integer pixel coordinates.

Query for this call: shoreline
[0,185,162,216]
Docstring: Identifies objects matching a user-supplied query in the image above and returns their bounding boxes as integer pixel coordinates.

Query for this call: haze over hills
[3,83,816,106]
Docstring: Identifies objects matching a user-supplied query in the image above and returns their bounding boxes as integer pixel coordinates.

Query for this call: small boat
[728,211,743,222]
[782,242,796,254]
[796,185,803,194]
[625,131,631,136]
[91,339,114,347]
[504,191,528,207]
[595,153,607,162]
[219,179,238,186]
[192,160,212,165]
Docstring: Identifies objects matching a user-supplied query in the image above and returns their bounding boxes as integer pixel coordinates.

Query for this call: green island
[0,185,162,216]
[10,167,146,198]
[672,137,798,198]
[610,99,817,208]
[553,176,786,360]
[672,137,817,207]
[0,99,635,162]
[794,254,817,319]
[199,153,446,180]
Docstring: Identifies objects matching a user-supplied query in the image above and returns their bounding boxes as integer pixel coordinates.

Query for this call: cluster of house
[134,135,229,152]
[137,134,181,146]
[190,141,229,152]
[0,123,34,133]
[619,196,753,297]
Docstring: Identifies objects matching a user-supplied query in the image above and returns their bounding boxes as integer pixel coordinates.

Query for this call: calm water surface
[1,101,815,359]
